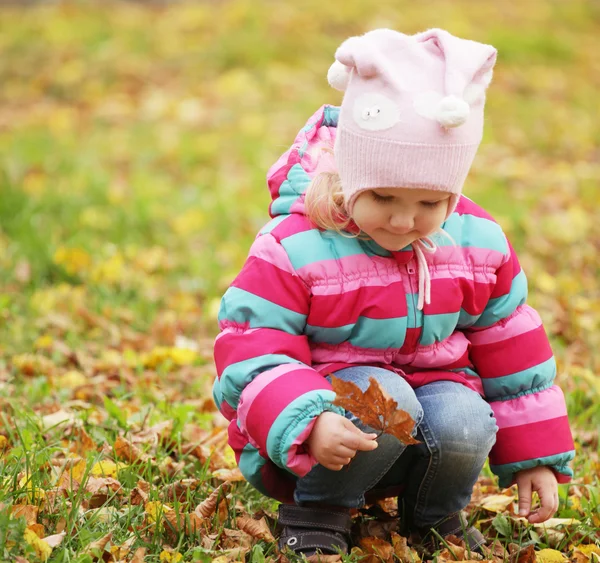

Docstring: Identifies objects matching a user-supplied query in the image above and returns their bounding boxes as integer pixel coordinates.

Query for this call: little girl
[212,28,575,556]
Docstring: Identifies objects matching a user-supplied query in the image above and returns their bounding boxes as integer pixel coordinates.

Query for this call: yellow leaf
[53,247,92,276]
[0,435,9,451]
[90,460,127,478]
[160,550,183,563]
[480,493,516,513]
[56,370,87,389]
[536,548,567,563]
[23,528,52,561]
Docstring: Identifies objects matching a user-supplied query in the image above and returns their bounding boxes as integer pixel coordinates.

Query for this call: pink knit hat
[328,28,497,218]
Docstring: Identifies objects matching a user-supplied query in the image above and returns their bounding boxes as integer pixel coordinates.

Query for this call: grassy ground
[0,0,599,561]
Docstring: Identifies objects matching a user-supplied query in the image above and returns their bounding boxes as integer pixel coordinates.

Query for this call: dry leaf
[130,547,147,563]
[113,436,150,463]
[43,531,66,548]
[211,467,245,482]
[331,376,419,444]
[391,532,421,563]
[83,531,113,559]
[194,483,230,518]
[535,549,567,563]
[480,493,516,513]
[236,515,275,542]
[359,536,395,562]
[11,504,39,526]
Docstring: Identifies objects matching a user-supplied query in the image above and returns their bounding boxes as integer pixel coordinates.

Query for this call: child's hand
[306,411,378,471]
[515,466,559,523]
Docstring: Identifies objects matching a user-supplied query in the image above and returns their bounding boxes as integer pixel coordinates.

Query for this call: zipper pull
[407,262,416,275]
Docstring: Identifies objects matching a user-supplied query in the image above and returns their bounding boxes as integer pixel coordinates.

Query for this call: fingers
[517,478,532,518]
[341,419,378,451]
[528,487,559,524]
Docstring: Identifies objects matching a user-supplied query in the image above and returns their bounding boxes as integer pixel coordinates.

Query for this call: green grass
[0,0,599,560]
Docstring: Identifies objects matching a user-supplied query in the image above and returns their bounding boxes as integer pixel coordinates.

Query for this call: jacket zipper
[405,260,421,358]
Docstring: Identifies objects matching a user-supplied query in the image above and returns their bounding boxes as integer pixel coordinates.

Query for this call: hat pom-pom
[436,95,470,128]
[327,60,351,92]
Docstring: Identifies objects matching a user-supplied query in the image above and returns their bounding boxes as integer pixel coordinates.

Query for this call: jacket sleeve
[212,232,343,477]
[464,237,575,487]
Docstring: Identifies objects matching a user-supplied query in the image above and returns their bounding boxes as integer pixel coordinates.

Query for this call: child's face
[351,187,451,251]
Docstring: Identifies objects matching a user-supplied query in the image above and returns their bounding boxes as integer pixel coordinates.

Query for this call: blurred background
[0,0,598,413]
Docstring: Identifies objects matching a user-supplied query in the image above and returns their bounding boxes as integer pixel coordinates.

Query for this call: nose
[389,211,414,233]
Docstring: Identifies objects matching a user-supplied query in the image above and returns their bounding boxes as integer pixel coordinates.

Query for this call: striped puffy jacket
[212,105,575,503]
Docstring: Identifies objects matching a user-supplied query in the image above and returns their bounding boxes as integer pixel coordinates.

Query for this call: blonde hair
[304,170,358,236]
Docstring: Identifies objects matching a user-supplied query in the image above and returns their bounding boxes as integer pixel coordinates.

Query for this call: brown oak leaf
[331,376,419,445]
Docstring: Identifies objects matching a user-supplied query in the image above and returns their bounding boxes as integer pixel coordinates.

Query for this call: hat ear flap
[335,36,379,78]
[327,60,352,92]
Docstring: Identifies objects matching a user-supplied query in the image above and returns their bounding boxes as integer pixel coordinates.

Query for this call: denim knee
[332,366,424,428]
[419,383,498,461]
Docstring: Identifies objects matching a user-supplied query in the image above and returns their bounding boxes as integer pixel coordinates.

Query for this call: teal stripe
[282,229,363,270]
[219,287,306,333]
[406,293,420,329]
[270,164,310,216]
[259,215,287,235]
[306,316,408,349]
[442,213,508,253]
[491,451,575,488]
[212,377,223,411]
[220,354,304,409]
[267,389,343,473]
[481,357,556,401]
[323,105,340,127]
[421,312,460,346]
[456,308,482,328]
[238,442,268,493]
[474,270,528,328]
[305,323,353,345]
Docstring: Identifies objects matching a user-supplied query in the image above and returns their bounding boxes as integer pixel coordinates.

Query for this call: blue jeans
[294,366,498,528]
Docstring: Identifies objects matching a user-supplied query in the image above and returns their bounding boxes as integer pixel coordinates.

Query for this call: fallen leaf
[194,483,230,518]
[236,515,275,542]
[11,504,39,526]
[480,493,516,513]
[536,549,567,563]
[331,376,419,444]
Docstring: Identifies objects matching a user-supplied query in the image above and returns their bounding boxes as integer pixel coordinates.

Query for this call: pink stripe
[237,364,308,430]
[429,244,505,270]
[425,277,493,316]
[289,196,306,214]
[286,419,318,477]
[491,243,522,299]
[267,149,301,199]
[300,255,401,294]
[490,386,568,430]
[214,328,312,377]
[467,305,541,345]
[308,282,407,326]
[232,256,309,314]
[455,196,497,221]
[270,214,313,241]
[311,341,398,365]
[409,332,470,368]
[244,369,332,452]
[489,416,574,466]
[248,234,295,274]
[217,319,250,333]
[401,370,484,395]
[470,324,553,379]
[219,401,236,421]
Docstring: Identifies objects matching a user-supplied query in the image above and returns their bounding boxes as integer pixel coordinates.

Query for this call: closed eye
[421,200,441,208]
[371,191,394,203]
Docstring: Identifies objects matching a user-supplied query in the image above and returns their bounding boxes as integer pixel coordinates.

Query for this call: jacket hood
[266,105,340,218]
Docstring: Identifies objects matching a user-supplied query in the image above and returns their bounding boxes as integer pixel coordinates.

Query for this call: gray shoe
[277,504,352,556]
